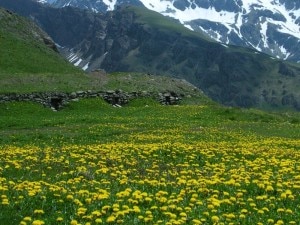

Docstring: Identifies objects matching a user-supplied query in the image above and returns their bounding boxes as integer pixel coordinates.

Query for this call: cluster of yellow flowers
[1,135,300,224]
[1,105,300,224]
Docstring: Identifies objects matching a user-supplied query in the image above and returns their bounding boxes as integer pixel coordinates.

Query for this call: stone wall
[0,90,181,110]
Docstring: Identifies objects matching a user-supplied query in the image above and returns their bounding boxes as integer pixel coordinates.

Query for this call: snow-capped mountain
[36,0,300,63]
[2,0,300,110]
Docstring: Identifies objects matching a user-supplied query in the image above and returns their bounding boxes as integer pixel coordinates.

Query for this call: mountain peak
[34,0,300,63]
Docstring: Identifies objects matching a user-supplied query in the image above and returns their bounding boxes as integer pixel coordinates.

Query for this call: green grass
[1,100,300,224]
[0,32,80,75]
[0,99,299,146]
[0,31,91,93]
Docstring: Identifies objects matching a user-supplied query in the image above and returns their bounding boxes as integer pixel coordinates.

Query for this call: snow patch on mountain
[279,45,291,60]
[63,1,72,7]
[260,20,269,49]
[103,0,117,10]
[37,0,56,3]
[65,51,90,70]
[140,0,236,25]
[82,62,89,71]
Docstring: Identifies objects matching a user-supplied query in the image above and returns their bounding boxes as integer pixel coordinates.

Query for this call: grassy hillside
[0,100,299,224]
[0,8,92,93]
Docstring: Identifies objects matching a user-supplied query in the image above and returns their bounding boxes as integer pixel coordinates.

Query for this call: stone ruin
[0,90,181,110]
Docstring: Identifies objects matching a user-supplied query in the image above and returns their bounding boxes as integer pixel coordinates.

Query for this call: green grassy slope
[0,8,92,93]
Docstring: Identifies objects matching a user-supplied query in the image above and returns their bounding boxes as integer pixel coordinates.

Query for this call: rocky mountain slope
[0,4,208,102]
[35,0,300,63]
[1,0,300,111]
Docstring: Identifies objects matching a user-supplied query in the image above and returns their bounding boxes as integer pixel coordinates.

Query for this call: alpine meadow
[1,99,300,225]
[1,1,300,225]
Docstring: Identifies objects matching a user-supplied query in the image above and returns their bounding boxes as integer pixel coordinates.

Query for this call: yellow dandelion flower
[280,193,287,199]
[203,211,209,216]
[70,220,78,225]
[91,210,102,216]
[33,209,44,214]
[226,213,235,219]
[95,218,102,223]
[266,185,274,191]
[2,199,9,205]
[239,214,246,219]
[207,204,214,209]
[102,205,111,211]
[106,216,116,223]
[23,217,32,222]
[170,213,177,219]
[285,190,292,195]
[258,210,264,214]
[179,212,187,217]
[241,209,248,213]
[32,220,45,225]
[66,195,74,200]
[277,208,285,213]
[56,217,63,222]
[236,192,243,197]
[211,216,219,223]
[160,206,168,211]
[276,220,284,225]
[262,207,269,212]
[133,206,141,213]
[184,206,192,212]
[85,198,92,204]
[286,209,293,214]
[192,219,202,224]
[144,217,153,222]
[288,194,295,200]
[138,215,144,220]
[145,210,152,215]
[145,197,152,202]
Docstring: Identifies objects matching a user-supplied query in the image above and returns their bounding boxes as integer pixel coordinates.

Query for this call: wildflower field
[1,99,300,225]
